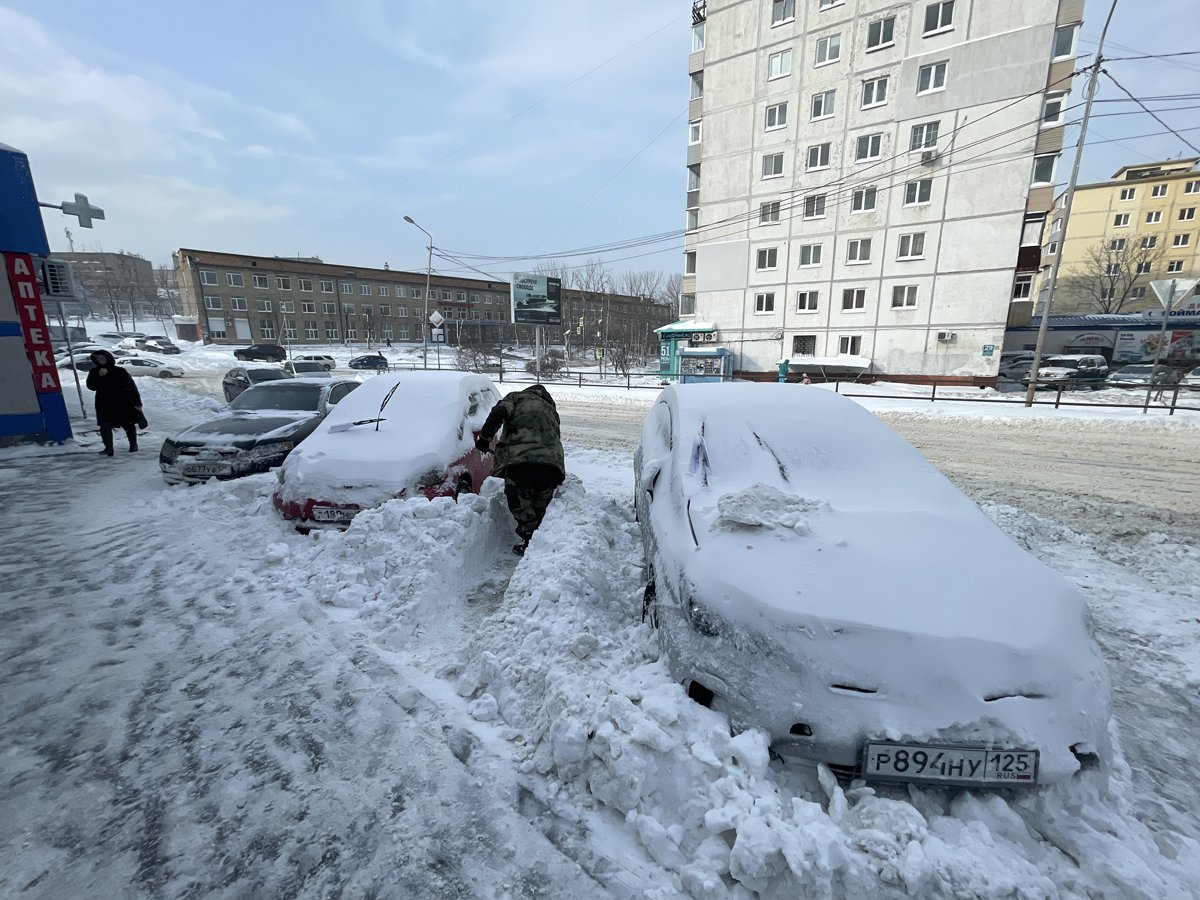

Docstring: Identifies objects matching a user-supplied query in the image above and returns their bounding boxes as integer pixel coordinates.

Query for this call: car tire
[158,371,171,378]
[454,475,473,501]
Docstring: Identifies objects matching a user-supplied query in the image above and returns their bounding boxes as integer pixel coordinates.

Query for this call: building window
[818,0,842,8]
[691,72,704,100]
[855,133,882,161]
[1146,211,1163,225]
[1173,234,1191,248]
[687,209,699,231]
[320,280,333,293]
[803,195,827,219]
[207,317,227,339]
[1013,274,1033,298]
[847,239,872,263]
[200,269,218,286]
[346,326,358,340]
[897,232,926,259]
[1042,93,1066,127]
[771,0,795,26]
[767,48,792,80]
[362,304,373,317]
[253,274,269,289]
[799,244,823,267]
[866,16,895,51]
[760,201,781,224]
[230,297,248,310]
[301,301,316,314]
[815,34,841,66]
[411,287,422,299]
[1142,235,1157,249]
[259,319,276,340]
[1031,154,1057,186]
[806,143,831,170]
[679,293,696,316]
[765,102,788,130]
[1180,207,1196,221]
[280,300,294,313]
[692,21,705,51]
[811,90,836,120]
[381,324,393,340]
[910,121,940,150]
[862,76,889,108]
[227,272,244,287]
[1149,183,1168,198]
[842,288,866,310]
[793,334,817,355]
[904,178,933,205]
[762,153,785,179]
[891,285,918,308]
[756,248,779,270]
[839,335,863,355]
[1114,213,1131,227]
[1109,238,1127,251]
[917,61,948,94]
[1047,241,1058,256]
[482,295,492,304]
[755,292,776,313]
[923,0,954,35]
[685,251,697,274]
[1135,262,1153,275]
[299,278,313,292]
[1186,180,1200,194]
[325,323,340,340]
[256,299,273,312]
[395,286,407,298]
[442,290,452,300]
[203,295,221,310]
[397,306,409,317]
[689,120,702,144]
[379,304,391,317]
[796,291,819,312]
[305,320,319,339]
[343,304,355,315]
[1130,286,1147,300]
[323,301,336,315]
[339,281,352,293]
[1119,187,1135,201]
[1167,260,1184,273]
[277,275,291,290]
[850,187,877,212]
[1052,23,1076,59]
[283,320,297,340]
[1105,262,1121,277]
[456,291,467,303]
[357,284,369,295]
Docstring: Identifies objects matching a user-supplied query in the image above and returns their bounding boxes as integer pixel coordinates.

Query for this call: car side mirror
[640,462,663,499]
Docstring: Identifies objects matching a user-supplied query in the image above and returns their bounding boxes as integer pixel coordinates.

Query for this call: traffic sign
[1150,278,1199,308]
[431,327,445,343]
[428,310,445,326]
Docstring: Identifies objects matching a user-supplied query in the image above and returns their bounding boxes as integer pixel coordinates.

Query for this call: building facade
[1039,159,1200,315]
[56,251,163,322]
[682,0,1082,382]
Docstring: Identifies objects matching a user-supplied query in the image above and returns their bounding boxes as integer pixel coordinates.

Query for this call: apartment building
[682,0,1082,381]
[1041,158,1200,314]
[56,250,162,320]
[174,249,513,347]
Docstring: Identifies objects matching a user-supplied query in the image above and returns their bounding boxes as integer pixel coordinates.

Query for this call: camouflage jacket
[478,385,566,479]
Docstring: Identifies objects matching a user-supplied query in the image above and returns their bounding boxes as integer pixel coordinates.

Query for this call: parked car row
[1005,353,1196,391]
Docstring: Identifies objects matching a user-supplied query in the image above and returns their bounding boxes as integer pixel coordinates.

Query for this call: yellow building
[1041,158,1200,314]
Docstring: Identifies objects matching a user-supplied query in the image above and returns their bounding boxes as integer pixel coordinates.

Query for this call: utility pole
[64,227,75,251]
[404,215,433,369]
[1024,0,1119,406]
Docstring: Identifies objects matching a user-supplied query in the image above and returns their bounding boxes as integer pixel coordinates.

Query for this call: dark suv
[234,343,287,362]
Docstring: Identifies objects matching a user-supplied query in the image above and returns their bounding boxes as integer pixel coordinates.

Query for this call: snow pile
[712,483,826,533]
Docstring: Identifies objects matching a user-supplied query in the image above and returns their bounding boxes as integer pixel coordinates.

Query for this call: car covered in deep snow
[160,379,360,484]
[1104,364,1180,388]
[117,357,184,378]
[634,383,1112,788]
[273,371,500,529]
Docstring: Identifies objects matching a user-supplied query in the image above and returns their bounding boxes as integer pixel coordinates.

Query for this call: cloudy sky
[2,1,1197,279]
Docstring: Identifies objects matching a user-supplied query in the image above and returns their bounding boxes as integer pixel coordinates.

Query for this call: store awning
[656,320,716,335]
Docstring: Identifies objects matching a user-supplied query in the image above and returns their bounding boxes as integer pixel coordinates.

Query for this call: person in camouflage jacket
[475,384,566,555]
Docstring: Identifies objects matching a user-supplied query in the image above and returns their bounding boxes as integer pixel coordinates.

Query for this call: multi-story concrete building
[56,250,162,322]
[174,249,514,347]
[681,0,1083,382]
[1040,158,1200,314]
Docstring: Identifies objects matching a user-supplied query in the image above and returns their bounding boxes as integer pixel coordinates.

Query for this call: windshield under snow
[231,384,322,411]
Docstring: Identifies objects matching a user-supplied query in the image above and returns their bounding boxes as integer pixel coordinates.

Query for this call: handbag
[134,409,149,431]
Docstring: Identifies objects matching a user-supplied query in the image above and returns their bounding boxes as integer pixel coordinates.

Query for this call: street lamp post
[404,215,433,370]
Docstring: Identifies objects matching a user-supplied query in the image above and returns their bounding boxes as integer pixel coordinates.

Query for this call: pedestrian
[85,350,143,456]
[475,385,566,556]
[385,339,393,349]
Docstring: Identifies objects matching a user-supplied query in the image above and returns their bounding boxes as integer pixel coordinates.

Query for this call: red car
[273,371,501,528]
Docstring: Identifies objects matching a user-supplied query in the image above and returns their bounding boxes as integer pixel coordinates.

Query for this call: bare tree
[455,331,501,373]
[662,271,682,307]
[614,269,664,301]
[1058,239,1164,314]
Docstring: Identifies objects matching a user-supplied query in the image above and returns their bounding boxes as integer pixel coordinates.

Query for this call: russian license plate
[182,463,230,477]
[311,506,357,523]
[863,742,1039,788]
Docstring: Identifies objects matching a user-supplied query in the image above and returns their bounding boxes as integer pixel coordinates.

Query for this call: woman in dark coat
[86,350,143,456]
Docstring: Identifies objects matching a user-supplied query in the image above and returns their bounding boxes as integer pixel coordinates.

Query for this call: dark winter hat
[89,349,116,366]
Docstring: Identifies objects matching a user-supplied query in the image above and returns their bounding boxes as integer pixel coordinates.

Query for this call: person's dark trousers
[503,463,561,547]
[99,422,137,455]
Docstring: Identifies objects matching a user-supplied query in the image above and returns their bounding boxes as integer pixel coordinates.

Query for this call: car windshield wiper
[328,382,401,434]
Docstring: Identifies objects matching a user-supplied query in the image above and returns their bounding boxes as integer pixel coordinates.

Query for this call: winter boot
[125,425,138,452]
[100,424,115,456]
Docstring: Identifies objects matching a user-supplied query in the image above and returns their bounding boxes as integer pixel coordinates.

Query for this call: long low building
[1005,308,1200,366]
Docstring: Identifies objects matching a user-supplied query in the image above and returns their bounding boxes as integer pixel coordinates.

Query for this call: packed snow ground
[3,344,1198,897]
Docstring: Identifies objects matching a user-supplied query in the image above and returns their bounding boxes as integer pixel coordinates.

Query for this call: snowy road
[3,374,1198,898]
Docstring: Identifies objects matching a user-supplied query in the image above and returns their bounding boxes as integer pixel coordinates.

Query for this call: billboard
[511,273,562,325]
[1114,329,1199,363]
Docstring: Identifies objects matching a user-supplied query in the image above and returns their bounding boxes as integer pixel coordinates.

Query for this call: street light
[404,215,432,370]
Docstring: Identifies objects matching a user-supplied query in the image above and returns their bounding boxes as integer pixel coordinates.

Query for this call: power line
[1102,70,1200,155]
[1104,50,1200,62]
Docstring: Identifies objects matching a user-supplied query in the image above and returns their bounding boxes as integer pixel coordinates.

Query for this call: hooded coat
[86,350,142,427]
[477,384,565,480]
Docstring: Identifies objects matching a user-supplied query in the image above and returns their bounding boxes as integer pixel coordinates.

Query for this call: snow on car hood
[171,411,315,447]
[277,372,489,507]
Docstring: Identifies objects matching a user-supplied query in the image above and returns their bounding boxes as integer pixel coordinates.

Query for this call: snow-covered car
[1180,367,1200,389]
[634,383,1111,788]
[222,366,293,402]
[1104,364,1180,388]
[117,357,184,378]
[273,371,500,528]
[283,360,331,377]
[140,338,181,354]
[348,353,390,371]
[1022,354,1109,390]
[293,354,336,371]
[159,379,360,485]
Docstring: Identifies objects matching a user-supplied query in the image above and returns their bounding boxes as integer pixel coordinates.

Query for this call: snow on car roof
[662,383,1091,651]
[279,371,498,505]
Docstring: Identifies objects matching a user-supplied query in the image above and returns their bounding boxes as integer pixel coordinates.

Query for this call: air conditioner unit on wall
[703,332,716,342]
[937,330,957,343]
[692,332,705,342]
[40,259,75,298]
[921,149,940,165]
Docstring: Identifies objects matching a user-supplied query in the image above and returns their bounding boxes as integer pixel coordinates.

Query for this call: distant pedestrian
[475,385,566,555]
[86,350,143,456]
[385,339,393,349]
